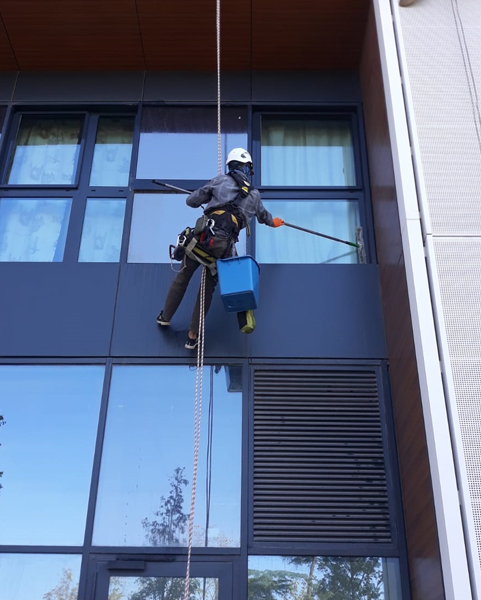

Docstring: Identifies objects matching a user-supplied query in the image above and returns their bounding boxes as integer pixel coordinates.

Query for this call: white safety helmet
[226,148,253,167]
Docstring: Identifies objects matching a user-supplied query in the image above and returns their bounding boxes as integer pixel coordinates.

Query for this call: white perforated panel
[399,0,481,236]
[432,238,481,567]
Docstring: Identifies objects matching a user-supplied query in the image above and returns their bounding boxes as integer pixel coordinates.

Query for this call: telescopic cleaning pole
[284,222,359,249]
[151,179,193,194]
[284,222,367,264]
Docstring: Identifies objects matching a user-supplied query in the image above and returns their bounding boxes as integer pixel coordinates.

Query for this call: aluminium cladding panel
[398,0,481,237]
[111,263,386,359]
[0,264,119,356]
[12,71,145,103]
[0,73,16,102]
[434,237,481,566]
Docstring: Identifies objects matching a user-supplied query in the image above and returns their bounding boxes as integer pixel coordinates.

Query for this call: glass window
[7,115,84,185]
[94,365,242,547]
[89,116,134,187]
[109,577,218,600]
[0,197,72,262]
[128,193,246,263]
[256,200,360,264]
[78,198,126,262]
[136,107,247,180]
[248,556,402,600]
[0,366,104,545]
[0,554,81,600]
[261,117,356,186]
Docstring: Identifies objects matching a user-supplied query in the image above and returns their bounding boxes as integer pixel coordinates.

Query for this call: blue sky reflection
[93,365,241,547]
[0,366,104,545]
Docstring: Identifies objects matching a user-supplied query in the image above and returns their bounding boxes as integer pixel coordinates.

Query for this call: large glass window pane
[89,116,134,187]
[0,197,72,262]
[0,554,81,600]
[7,115,83,185]
[128,193,246,263]
[0,366,104,545]
[256,200,360,264]
[109,577,218,600]
[136,107,247,180]
[78,198,126,262]
[261,117,356,186]
[248,556,402,600]
[94,365,242,547]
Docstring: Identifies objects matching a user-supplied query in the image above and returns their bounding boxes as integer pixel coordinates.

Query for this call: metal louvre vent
[253,370,391,544]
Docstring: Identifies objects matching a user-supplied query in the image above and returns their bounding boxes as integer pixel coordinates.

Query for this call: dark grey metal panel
[0,72,17,102]
[13,71,145,102]
[143,71,251,102]
[111,264,246,358]
[0,264,119,356]
[248,265,386,359]
[112,263,386,359]
[252,71,361,102]
[247,264,386,359]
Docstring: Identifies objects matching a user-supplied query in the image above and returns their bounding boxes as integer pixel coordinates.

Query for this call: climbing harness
[183,0,222,595]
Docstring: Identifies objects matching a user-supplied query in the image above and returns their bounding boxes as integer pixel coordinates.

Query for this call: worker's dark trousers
[162,236,232,335]
[162,256,217,335]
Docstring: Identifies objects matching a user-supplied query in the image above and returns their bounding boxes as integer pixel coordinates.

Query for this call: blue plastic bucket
[217,255,260,312]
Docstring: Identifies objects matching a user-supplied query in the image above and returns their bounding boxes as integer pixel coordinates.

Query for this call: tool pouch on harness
[169,226,218,276]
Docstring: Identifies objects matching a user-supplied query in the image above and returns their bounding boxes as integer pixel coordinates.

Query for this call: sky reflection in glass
[0,554,81,600]
[94,365,242,547]
[128,194,246,263]
[136,107,247,180]
[0,366,104,545]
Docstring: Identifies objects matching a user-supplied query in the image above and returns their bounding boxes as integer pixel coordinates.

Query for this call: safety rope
[184,0,222,595]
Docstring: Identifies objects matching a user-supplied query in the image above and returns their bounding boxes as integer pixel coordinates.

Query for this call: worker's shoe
[156,311,170,326]
[185,336,199,350]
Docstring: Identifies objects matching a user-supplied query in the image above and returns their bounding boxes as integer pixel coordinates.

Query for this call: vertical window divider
[81,360,113,561]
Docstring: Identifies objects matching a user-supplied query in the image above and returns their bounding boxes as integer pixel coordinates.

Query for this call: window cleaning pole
[284,222,358,248]
[151,179,192,194]
[284,222,367,264]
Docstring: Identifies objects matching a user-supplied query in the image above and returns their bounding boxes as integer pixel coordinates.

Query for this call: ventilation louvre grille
[253,370,391,544]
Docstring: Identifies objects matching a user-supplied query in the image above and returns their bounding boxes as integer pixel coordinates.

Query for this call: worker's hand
[272,217,285,228]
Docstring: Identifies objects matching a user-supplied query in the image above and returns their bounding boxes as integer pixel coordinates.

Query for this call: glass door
[91,558,233,600]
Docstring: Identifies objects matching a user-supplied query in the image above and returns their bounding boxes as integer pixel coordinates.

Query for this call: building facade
[0,1,479,599]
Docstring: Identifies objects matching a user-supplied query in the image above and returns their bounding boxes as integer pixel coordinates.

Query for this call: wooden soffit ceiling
[0,0,370,71]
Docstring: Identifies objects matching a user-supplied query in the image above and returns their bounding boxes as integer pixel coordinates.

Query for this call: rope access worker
[156,147,285,349]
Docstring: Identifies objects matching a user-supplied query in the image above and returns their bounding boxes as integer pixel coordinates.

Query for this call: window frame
[1,110,89,189]
[0,107,137,264]
[254,110,363,191]
[251,106,373,263]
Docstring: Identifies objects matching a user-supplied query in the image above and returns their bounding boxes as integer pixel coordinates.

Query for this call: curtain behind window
[0,198,71,261]
[261,119,356,187]
[8,116,83,185]
[256,200,359,264]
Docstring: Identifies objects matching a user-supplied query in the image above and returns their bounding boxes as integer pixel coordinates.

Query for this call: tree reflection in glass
[248,556,402,600]
[93,365,242,547]
[108,576,218,600]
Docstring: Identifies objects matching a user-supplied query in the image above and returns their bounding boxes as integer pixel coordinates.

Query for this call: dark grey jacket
[186,172,274,228]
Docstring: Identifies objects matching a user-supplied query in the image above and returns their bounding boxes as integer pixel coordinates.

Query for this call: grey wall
[0,70,362,104]
[0,262,386,359]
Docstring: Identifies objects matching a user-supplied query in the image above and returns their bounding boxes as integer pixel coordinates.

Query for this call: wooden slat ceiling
[0,0,369,71]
